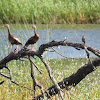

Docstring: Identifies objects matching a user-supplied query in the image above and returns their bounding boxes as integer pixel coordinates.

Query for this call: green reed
[0,0,100,24]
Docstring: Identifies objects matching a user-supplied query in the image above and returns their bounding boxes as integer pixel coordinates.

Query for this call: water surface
[0,28,100,59]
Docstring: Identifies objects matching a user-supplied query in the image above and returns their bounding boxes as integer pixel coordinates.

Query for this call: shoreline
[0,24,100,30]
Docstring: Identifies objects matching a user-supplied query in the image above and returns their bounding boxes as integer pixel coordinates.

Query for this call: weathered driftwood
[0,40,100,100]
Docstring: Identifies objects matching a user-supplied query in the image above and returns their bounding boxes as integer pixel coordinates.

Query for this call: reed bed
[0,0,100,24]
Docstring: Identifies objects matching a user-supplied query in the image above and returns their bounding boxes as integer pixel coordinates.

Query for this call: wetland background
[0,0,100,24]
[0,0,100,100]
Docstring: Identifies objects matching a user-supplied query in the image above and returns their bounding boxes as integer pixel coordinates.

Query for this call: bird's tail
[19,42,22,45]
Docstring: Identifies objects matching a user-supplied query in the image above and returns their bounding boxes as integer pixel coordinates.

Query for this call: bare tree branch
[82,36,96,70]
[0,40,100,100]
[38,41,100,57]
[33,58,100,100]
[39,56,64,100]
[0,41,100,67]
[28,56,45,97]
[51,47,68,58]
[29,57,43,74]
[0,81,4,85]
[0,72,34,91]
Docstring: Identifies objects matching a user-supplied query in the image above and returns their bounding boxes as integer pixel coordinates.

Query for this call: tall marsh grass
[0,0,100,24]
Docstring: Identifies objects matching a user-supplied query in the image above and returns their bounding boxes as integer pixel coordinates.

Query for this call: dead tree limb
[28,56,45,97]
[0,72,34,91]
[38,41,100,57]
[39,56,64,100]
[0,41,100,67]
[30,59,43,74]
[33,58,100,100]
[0,40,100,100]
[82,36,96,70]
[0,81,4,85]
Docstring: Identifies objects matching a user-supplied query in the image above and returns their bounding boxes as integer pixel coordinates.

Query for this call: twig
[0,71,17,75]
[0,81,4,85]
[28,56,45,98]
[63,37,67,42]
[0,72,34,91]
[51,47,68,58]
[4,66,12,80]
[11,80,35,91]
[0,73,10,79]
[39,56,64,100]
[30,57,43,74]
[82,36,96,70]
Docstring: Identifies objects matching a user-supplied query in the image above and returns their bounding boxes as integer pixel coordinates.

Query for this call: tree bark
[0,40,100,100]
[0,40,100,67]
[33,58,100,100]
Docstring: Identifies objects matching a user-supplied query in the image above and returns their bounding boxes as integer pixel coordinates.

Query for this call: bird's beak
[2,25,6,27]
[30,26,33,29]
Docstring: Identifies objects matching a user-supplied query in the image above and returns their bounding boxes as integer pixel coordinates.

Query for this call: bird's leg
[31,45,36,51]
[14,45,18,53]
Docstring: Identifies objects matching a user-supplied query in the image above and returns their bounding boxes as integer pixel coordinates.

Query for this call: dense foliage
[0,0,100,24]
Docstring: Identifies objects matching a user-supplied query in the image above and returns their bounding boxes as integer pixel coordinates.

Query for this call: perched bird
[24,25,39,51]
[2,24,22,53]
[82,35,85,44]
[82,35,90,59]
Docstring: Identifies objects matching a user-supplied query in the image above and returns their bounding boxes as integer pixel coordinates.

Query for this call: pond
[0,26,100,59]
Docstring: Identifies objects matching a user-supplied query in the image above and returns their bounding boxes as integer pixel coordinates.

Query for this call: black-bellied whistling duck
[24,25,39,51]
[2,24,22,53]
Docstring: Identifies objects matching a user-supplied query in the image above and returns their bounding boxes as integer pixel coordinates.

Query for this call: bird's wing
[14,36,21,43]
[27,36,35,42]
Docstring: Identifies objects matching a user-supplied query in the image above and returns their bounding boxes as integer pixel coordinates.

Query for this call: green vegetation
[0,0,100,24]
[1,24,100,31]
[0,58,100,100]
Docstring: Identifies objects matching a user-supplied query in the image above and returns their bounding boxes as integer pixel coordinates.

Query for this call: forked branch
[28,56,45,97]
[33,58,100,100]
[0,40,100,66]
[0,39,100,100]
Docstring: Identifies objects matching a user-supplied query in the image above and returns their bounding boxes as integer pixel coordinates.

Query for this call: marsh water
[0,27,100,59]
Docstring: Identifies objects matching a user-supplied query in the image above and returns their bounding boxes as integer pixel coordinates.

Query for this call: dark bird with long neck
[24,25,39,51]
[2,24,22,53]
